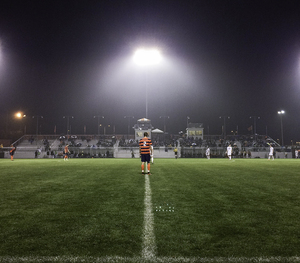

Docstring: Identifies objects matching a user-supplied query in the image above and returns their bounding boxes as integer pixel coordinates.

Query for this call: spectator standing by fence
[10,145,16,161]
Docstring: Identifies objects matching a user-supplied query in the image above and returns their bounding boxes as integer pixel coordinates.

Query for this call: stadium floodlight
[15,112,26,119]
[277,110,285,146]
[133,48,162,118]
[249,116,260,136]
[133,48,161,66]
[15,112,26,135]
[124,116,134,139]
[63,116,74,136]
[32,116,43,141]
[94,115,104,136]
[219,116,230,138]
[160,116,170,133]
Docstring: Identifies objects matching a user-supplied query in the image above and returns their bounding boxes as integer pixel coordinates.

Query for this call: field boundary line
[141,173,157,260]
[1,256,300,262]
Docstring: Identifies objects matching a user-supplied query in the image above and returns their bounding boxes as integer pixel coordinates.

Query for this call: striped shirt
[139,137,152,155]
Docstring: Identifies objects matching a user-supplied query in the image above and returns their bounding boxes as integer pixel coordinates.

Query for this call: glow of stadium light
[133,48,162,119]
[133,48,161,66]
[15,112,26,118]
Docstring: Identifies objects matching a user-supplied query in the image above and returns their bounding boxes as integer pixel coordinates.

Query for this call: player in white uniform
[151,145,154,164]
[227,144,232,160]
[206,147,210,159]
[268,145,274,160]
[295,149,298,159]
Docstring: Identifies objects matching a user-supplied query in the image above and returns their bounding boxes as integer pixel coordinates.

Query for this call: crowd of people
[179,135,279,148]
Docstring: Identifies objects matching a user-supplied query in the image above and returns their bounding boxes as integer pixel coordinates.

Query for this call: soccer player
[227,144,232,160]
[206,146,210,159]
[9,144,16,161]
[64,144,70,161]
[268,144,274,160]
[139,132,153,175]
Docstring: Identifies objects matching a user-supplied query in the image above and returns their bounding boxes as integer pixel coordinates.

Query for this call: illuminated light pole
[15,112,26,119]
[32,116,43,141]
[219,116,230,139]
[124,116,134,140]
[278,110,285,146]
[63,116,74,136]
[104,124,111,136]
[133,48,161,118]
[160,115,170,133]
[160,116,170,141]
[94,115,104,136]
[186,116,190,137]
[250,116,260,140]
[15,112,26,134]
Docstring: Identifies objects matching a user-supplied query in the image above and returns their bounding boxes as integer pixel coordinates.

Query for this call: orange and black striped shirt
[139,137,152,155]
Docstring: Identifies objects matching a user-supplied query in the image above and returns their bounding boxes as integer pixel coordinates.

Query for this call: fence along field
[1,159,300,262]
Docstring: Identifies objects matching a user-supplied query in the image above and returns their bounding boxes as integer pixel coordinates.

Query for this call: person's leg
[141,162,145,173]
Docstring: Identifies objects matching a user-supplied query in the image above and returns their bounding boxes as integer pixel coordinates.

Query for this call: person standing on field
[227,144,232,160]
[268,144,274,160]
[174,147,178,159]
[9,144,16,161]
[64,144,70,161]
[206,146,210,159]
[139,132,153,175]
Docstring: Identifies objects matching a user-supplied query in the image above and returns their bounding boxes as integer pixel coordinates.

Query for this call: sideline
[1,256,300,262]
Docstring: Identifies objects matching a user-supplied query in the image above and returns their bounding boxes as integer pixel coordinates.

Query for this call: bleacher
[0,133,294,159]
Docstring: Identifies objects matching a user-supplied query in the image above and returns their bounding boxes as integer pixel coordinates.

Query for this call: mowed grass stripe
[1,159,300,259]
[0,159,144,257]
[150,159,300,257]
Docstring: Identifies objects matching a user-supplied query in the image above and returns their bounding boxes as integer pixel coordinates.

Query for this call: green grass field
[1,158,300,262]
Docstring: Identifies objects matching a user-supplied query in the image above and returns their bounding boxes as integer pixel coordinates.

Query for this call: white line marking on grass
[141,173,157,260]
[2,256,300,263]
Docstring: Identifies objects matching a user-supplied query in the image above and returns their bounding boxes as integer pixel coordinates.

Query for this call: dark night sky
[1,0,300,143]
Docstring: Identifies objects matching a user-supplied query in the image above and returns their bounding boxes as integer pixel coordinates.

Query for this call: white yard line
[141,173,157,260]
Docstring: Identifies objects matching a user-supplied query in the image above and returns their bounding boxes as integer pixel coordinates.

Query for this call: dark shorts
[141,154,151,163]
